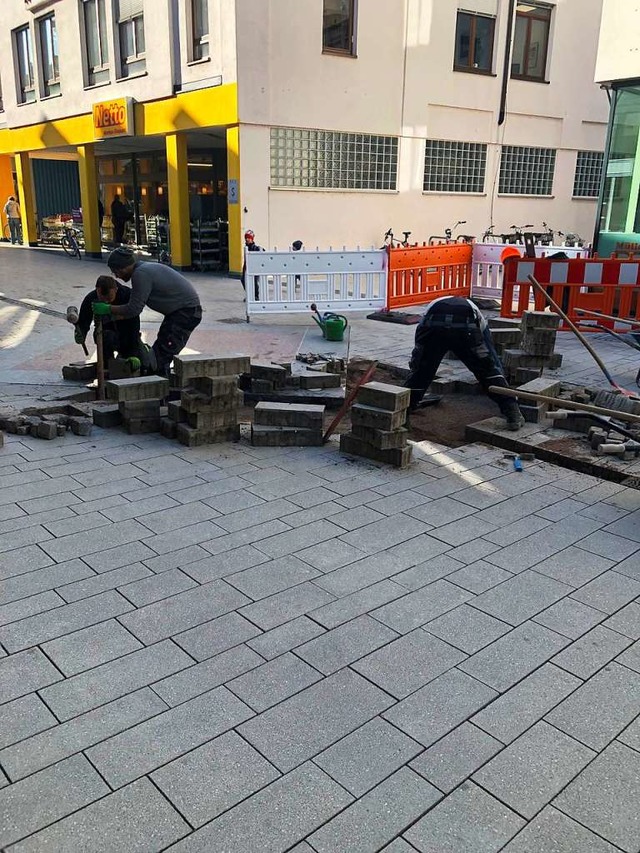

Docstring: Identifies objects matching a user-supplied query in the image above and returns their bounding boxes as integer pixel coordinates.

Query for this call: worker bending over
[405,296,524,431]
[76,276,147,369]
[94,247,202,377]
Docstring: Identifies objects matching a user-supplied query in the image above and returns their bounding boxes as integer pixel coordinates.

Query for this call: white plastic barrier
[245,249,387,317]
[472,242,591,299]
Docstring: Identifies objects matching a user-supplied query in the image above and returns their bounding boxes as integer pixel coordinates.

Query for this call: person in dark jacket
[76,275,142,364]
[241,229,264,301]
[110,195,129,245]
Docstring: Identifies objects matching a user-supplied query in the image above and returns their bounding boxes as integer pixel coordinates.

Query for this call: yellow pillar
[226,125,242,276]
[166,133,191,269]
[0,155,15,239]
[15,152,37,246]
[77,144,102,258]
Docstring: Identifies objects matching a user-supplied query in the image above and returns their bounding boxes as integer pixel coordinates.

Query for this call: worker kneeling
[405,296,524,431]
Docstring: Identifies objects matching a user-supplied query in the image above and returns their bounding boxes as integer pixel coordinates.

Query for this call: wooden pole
[95,317,105,400]
[488,385,640,424]
[575,308,640,327]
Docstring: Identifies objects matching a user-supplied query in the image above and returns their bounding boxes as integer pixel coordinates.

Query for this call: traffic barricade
[386,243,472,310]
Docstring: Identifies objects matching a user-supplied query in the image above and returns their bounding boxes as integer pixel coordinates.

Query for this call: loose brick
[174,354,250,384]
[351,403,406,431]
[92,405,122,428]
[161,418,178,439]
[251,379,275,393]
[180,387,239,414]
[118,398,161,419]
[168,400,186,423]
[106,357,137,380]
[351,424,408,450]
[251,425,323,447]
[356,381,410,412]
[186,410,239,430]
[521,310,561,331]
[340,433,412,468]
[250,362,289,386]
[299,372,342,390]
[176,423,241,446]
[124,417,162,434]
[105,376,169,402]
[36,421,57,440]
[62,363,97,382]
[254,402,325,429]
[67,416,93,436]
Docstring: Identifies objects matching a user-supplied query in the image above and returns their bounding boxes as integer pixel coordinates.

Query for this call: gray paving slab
[39,639,192,721]
[41,619,143,676]
[201,520,292,556]
[239,582,335,631]
[446,560,513,594]
[0,475,81,509]
[308,767,441,853]
[384,668,497,747]
[84,540,158,573]
[99,492,180,522]
[87,685,253,788]
[617,637,640,675]
[410,721,502,794]
[313,550,420,597]
[473,721,595,820]
[533,597,606,640]
[151,730,279,828]
[296,539,366,572]
[238,668,395,772]
[227,652,322,711]
[500,806,621,853]
[39,518,152,562]
[459,622,569,692]
[175,611,263,661]
[552,625,633,679]
[580,529,640,562]
[119,580,249,645]
[525,546,615,587]
[379,842,417,853]
[141,519,229,555]
[226,555,321,600]
[0,688,166,781]
[41,510,112,539]
[57,563,152,603]
[604,602,640,639]
[0,590,64,628]
[0,559,94,607]
[295,614,398,675]
[214,498,302,533]
[309,580,406,628]
[0,545,53,581]
[445,538,501,565]
[252,520,344,560]
[404,781,526,853]
[407,496,476,527]
[602,508,640,543]
[165,762,352,853]
[0,648,62,704]
[138,500,221,534]
[372,580,473,634]
[119,568,198,606]
[247,615,326,660]
[424,604,511,654]
[554,740,640,853]
[391,554,463,591]
[153,644,264,706]
[0,693,56,751]
[137,543,210,574]
[339,515,431,554]
[183,545,270,582]
[0,754,109,850]
[546,663,640,750]
[471,570,573,626]
[570,570,640,614]
[8,777,190,853]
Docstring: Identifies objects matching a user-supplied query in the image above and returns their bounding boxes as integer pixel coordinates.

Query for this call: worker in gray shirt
[93,246,202,376]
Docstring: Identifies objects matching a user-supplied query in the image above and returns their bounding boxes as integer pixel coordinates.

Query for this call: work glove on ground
[92,302,111,317]
[127,356,141,371]
[74,327,85,345]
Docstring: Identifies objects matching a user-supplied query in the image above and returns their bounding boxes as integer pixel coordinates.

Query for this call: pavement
[1,244,640,852]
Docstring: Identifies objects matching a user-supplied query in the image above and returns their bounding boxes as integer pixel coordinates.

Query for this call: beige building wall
[236,0,609,251]
[595,0,640,84]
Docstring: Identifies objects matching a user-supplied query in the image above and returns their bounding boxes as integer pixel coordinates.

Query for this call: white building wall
[595,0,640,84]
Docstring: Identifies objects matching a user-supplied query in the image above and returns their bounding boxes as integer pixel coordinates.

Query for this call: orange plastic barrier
[501,257,640,330]
[386,243,472,310]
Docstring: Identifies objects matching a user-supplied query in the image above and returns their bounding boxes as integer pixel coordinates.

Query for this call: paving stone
[239,668,394,772]
[552,625,633,679]
[152,644,263,706]
[308,767,441,853]
[392,555,463,591]
[119,580,249,645]
[407,496,476,527]
[0,475,81,510]
[459,622,569,692]
[379,842,416,853]
[200,520,292,557]
[471,570,573,626]
[0,688,167,781]
[39,639,192,721]
[616,638,640,674]
[445,538,501,565]
[295,614,398,675]
[41,619,142,676]
[227,652,321,712]
[579,530,640,562]
[429,516,498,547]
[247,615,326,660]
[39,519,152,562]
[0,590,64,627]
[0,545,53,581]
[0,694,56,750]
[84,540,158,573]
[534,597,606,640]
[602,508,640,543]
[240,582,334,631]
[165,762,352,853]
[446,561,513,594]
[310,580,406,629]
[42,510,112,538]
[424,604,511,654]
[372,580,472,634]
[152,730,279,829]
[472,663,581,744]
[184,545,270,583]
[0,755,109,850]
[339,515,431,554]
[366,490,428,516]
[384,668,497,747]
[214,498,298,533]
[139,501,221,534]
[554,741,640,852]
[0,559,93,607]
[100,493,179,522]
[546,663,640,750]
[296,539,366,572]
[500,805,621,853]
[175,611,262,661]
[87,686,253,788]
[604,602,640,639]
[0,648,61,704]
[226,555,320,600]
[254,520,344,559]
[57,563,152,603]
[313,717,422,796]
[532,545,615,587]
[474,721,594,820]
[119,568,197,607]
[410,722,502,793]
[142,520,228,555]
[570,570,640,614]
[314,550,420,597]
[8,778,190,853]
[404,781,525,853]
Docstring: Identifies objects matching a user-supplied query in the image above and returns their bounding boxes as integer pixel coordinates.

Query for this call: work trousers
[153,306,202,376]
[8,218,21,244]
[100,328,142,363]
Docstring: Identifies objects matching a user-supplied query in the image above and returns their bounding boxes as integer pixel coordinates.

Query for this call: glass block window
[499,145,556,195]
[573,150,604,198]
[423,140,487,193]
[270,127,398,190]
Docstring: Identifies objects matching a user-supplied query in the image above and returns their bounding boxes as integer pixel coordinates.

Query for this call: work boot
[502,404,524,432]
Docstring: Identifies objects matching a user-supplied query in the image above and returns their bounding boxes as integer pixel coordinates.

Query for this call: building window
[573,151,604,198]
[424,140,487,193]
[454,11,495,73]
[323,0,356,55]
[499,145,556,195]
[511,2,552,81]
[117,0,145,78]
[191,0,209,60]
[83,0,110,86]
[14,25,36,104]
[38,14,60,97]
[270,127,398,190]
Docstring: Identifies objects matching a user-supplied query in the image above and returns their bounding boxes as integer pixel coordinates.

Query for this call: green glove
[127,356,141,371]
[74,327,85,345]
[92,302,111,317]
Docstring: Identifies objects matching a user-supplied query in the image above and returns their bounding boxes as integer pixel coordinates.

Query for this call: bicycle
[481,225,501,243]
[381,228,412,248]
[429,220,475,245]
[501,224,534,244]
[61,225,82,259]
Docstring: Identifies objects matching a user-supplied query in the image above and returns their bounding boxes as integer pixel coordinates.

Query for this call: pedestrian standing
[241,229,264,301]
[110,195,128,245]
[4,196,22,245]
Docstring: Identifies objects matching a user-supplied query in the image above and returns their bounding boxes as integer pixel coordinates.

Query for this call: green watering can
[310,303,348,342]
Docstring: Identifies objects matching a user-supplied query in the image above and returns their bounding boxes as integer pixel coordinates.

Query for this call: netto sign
[93,98,135,140]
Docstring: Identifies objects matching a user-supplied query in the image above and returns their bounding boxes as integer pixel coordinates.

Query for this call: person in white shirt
[3,197,22,245]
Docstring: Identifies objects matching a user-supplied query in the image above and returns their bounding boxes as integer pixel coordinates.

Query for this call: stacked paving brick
[501,311,562,382]
[104,376,170,435]
[251,402,325,447]
[162,354,250,447]
[515,377,561,424]
[340,381,412,468]
[244,362,341,394]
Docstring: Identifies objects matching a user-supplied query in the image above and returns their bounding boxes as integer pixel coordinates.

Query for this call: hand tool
[66,305,89,357]
[488,385,640,424]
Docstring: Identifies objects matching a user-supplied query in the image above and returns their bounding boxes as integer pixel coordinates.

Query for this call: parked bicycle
[481,225,500,243]
[381,228,412,248]
[429,220,475,245]
[61,225,82,259]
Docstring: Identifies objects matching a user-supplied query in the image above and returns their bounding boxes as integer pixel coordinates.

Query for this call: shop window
[454,11,495,74]
[511,2,552,82]
[191,0,209,61]
[14,25,36,104]
[499,145,556,195]
[270,127,398,190]
[424,140,487,193]
[573,151,604,198]
[323,0,356,56]
[598,86,640,241]
[38,14,60,97]
[83,0,110,86]
[117,0,146,78]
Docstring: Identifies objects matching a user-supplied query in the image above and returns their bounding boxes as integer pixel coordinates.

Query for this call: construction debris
[340,381,412,468]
